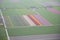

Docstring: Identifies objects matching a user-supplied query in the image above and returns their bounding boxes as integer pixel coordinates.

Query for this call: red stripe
[28,15,42,26]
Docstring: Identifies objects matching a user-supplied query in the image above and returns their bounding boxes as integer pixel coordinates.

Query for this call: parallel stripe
[34,14,51,26]
[33,14,43,24]
[23,15,36,26]
[28,15,42,26]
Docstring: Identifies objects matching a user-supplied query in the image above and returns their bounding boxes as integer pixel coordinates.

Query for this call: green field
[36,7,60,25]
[1,7,60,36]
[7,26,60,36]
[0,26,7,40]
[0,0,60,40]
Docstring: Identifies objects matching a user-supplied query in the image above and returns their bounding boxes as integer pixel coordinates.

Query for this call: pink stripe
[47,8,60,14]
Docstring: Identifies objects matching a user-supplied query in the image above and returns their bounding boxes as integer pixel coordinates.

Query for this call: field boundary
[0,9,10,40]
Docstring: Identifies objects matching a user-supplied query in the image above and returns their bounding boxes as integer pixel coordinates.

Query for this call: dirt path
[10,34,60,40]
